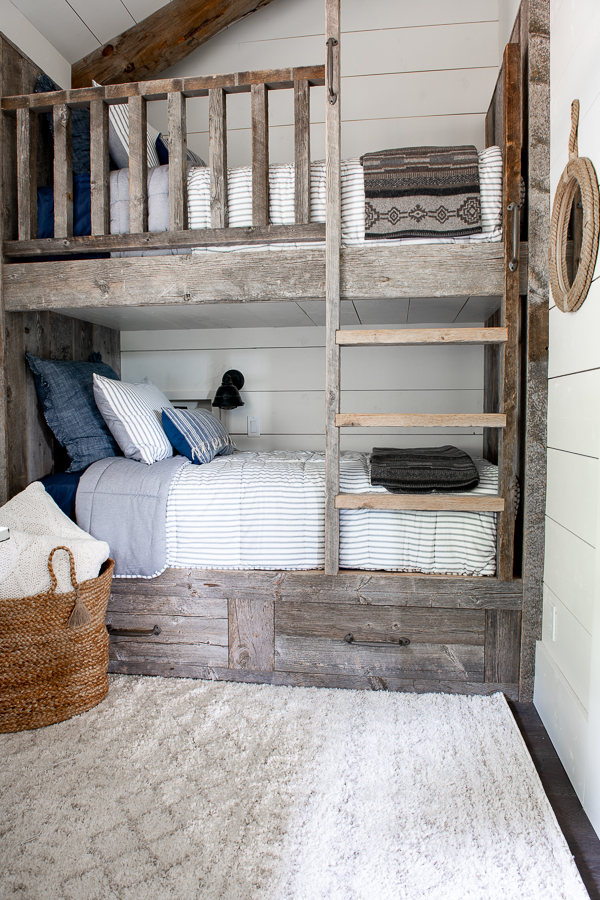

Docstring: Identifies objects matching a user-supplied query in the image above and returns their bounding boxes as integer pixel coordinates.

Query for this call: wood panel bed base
[107,569,524,701]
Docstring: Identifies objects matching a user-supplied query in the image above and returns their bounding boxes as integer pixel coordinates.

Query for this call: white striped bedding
[110,147,503,256]
[165,451,498,575]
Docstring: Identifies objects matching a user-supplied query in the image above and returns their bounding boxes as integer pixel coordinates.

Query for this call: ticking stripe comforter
[165,451,498,576]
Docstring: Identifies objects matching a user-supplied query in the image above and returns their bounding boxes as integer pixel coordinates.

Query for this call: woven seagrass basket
[0,546,115,733]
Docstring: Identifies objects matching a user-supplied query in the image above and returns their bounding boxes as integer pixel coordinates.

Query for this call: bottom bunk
[107,568,523,700]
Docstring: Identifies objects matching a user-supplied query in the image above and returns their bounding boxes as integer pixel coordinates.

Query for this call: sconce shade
[212,369,245,410]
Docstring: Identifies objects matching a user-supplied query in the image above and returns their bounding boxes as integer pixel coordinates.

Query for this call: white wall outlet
[247,416,260,437]
[551,604,558,642]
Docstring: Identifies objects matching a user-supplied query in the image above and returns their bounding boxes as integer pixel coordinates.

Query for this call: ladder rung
[336,327,508,346]
[336,493,505,512]
[335,413,506,428]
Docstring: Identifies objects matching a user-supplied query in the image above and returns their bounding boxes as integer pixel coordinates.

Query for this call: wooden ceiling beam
[71,0,278,88]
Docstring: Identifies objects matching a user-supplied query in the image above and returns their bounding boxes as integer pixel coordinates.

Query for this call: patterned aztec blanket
[370,446,481,493]
[360,145,482,239]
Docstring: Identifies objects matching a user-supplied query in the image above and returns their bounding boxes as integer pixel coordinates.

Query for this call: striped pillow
[93,374,173,465]
[92,83,160,169]
[161,408,236,464]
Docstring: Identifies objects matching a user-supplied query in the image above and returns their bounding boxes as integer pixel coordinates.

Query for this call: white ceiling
[10,0,169,64]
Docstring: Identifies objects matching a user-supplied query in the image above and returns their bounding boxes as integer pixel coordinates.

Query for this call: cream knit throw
[0,482,109,598]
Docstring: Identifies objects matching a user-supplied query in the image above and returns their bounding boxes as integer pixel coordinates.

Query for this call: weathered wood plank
[3,67,326,111]
[106,611,228,643]
[106,658,518,699]
[3,244,528,308]
[520,0,550,702]
[90,99,110,235]
[335,413,506,428]
[325,0,342,577]
[335,494,505,512]
[71,0,280,88]
[16,108,37,241]
[294,78,310,225]
[229,598,274,671]
[128,96,148,234]
[91,323,121,375]
[275,602,485,645]
[109,638,228,669]
[274,635,484,681]
[497,43,522,581]
[168,91,187,232]
[209,88,228,229]
[105,568,524,607]
[4,224,326,258]
[251,83,269,227]
[484,609,522,683]
[53,104,73,239]
[483,309,501,464]
[108,590,228,619]
[337,327,508,346]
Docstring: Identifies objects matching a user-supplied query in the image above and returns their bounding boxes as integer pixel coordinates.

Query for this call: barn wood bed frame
[0,0,549,702]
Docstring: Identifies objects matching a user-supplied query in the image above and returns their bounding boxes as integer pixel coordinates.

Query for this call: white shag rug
[0,677,589,900]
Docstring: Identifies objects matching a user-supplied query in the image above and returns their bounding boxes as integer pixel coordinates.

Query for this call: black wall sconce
[212,370,245,410]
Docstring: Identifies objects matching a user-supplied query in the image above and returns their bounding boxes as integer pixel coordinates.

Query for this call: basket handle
[47,546,91,630]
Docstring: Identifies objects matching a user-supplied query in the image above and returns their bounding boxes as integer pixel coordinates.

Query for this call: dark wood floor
[511,702,600,899]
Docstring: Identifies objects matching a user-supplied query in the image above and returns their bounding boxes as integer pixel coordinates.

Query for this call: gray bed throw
[361,145,482,239]
[370,446,480,493]
[76,456,186,577]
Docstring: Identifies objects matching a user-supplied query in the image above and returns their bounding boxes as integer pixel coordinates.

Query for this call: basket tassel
[68,589,92,629]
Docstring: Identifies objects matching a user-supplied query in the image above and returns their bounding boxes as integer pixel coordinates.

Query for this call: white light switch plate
[247,416,260,437]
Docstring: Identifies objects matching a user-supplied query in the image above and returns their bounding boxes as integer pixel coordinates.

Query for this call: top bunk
[0,36,527,316]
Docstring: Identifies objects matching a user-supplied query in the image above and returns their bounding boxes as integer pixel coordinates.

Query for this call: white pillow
[93,375,174,465]
[93,81,160,169]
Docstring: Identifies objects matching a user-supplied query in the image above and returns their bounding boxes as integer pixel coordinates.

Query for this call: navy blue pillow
[156,134,169,165]
[38,173,92,239]
[162,408,236,464]
[39,471,83,521]
[25,353,121,473]
[35,74,90,176]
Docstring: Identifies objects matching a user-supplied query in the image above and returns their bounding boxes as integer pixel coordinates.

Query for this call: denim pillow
[38,172,92,238]
[25,353,120,472]
[162,408,235,464]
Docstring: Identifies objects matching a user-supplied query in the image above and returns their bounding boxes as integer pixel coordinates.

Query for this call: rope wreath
[549,100,600,312]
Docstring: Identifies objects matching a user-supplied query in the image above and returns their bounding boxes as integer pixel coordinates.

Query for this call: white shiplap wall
[533,0,600,838]
[122,0,501,455]
[121,324,485,454]
[145,0,500,166]
[0,0,71,87]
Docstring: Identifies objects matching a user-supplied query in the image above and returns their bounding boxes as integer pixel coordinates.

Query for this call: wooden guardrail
[1,65,325,255]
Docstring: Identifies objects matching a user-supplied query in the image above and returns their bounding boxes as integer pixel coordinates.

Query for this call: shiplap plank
[547,370,600,459]
[542,585,592,711]
[544,517,595,634]
[545,448,598,547]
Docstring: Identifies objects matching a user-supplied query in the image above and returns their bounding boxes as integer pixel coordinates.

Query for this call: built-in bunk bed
[0,0,548,702]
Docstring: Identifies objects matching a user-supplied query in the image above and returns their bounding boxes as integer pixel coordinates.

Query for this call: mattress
[166,451,499,576]
[109,147,503,257]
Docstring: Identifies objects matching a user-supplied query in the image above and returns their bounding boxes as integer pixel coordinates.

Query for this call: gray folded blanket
[370,446,480,493]
[361,145,481,239]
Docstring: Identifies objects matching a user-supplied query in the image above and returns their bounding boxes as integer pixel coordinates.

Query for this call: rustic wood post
[294,78,310,225]
[128,96,148,234]
[53,104,73,238]
[497,42,522,581]
[324,0,341,576]
[90,99,110,235]
[209,87,228,228]
[168,91,187,231]
[16,108,37,241]
[251,82,269,227]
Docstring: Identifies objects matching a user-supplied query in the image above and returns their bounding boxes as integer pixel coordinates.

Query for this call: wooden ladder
[324,24,522,580]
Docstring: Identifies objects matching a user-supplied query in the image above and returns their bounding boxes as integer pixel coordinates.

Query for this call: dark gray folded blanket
[370,446,480,493]
[361,145,481,239]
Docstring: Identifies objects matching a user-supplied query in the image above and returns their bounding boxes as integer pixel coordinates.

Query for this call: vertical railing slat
[251,83,269,227]
[90,99,110,235]
[128,96,148,234]
[168,91,187,231]
[53,104,73,239]
[16,108,37,241]
[209,87,228,229]
[294,79,310,225]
